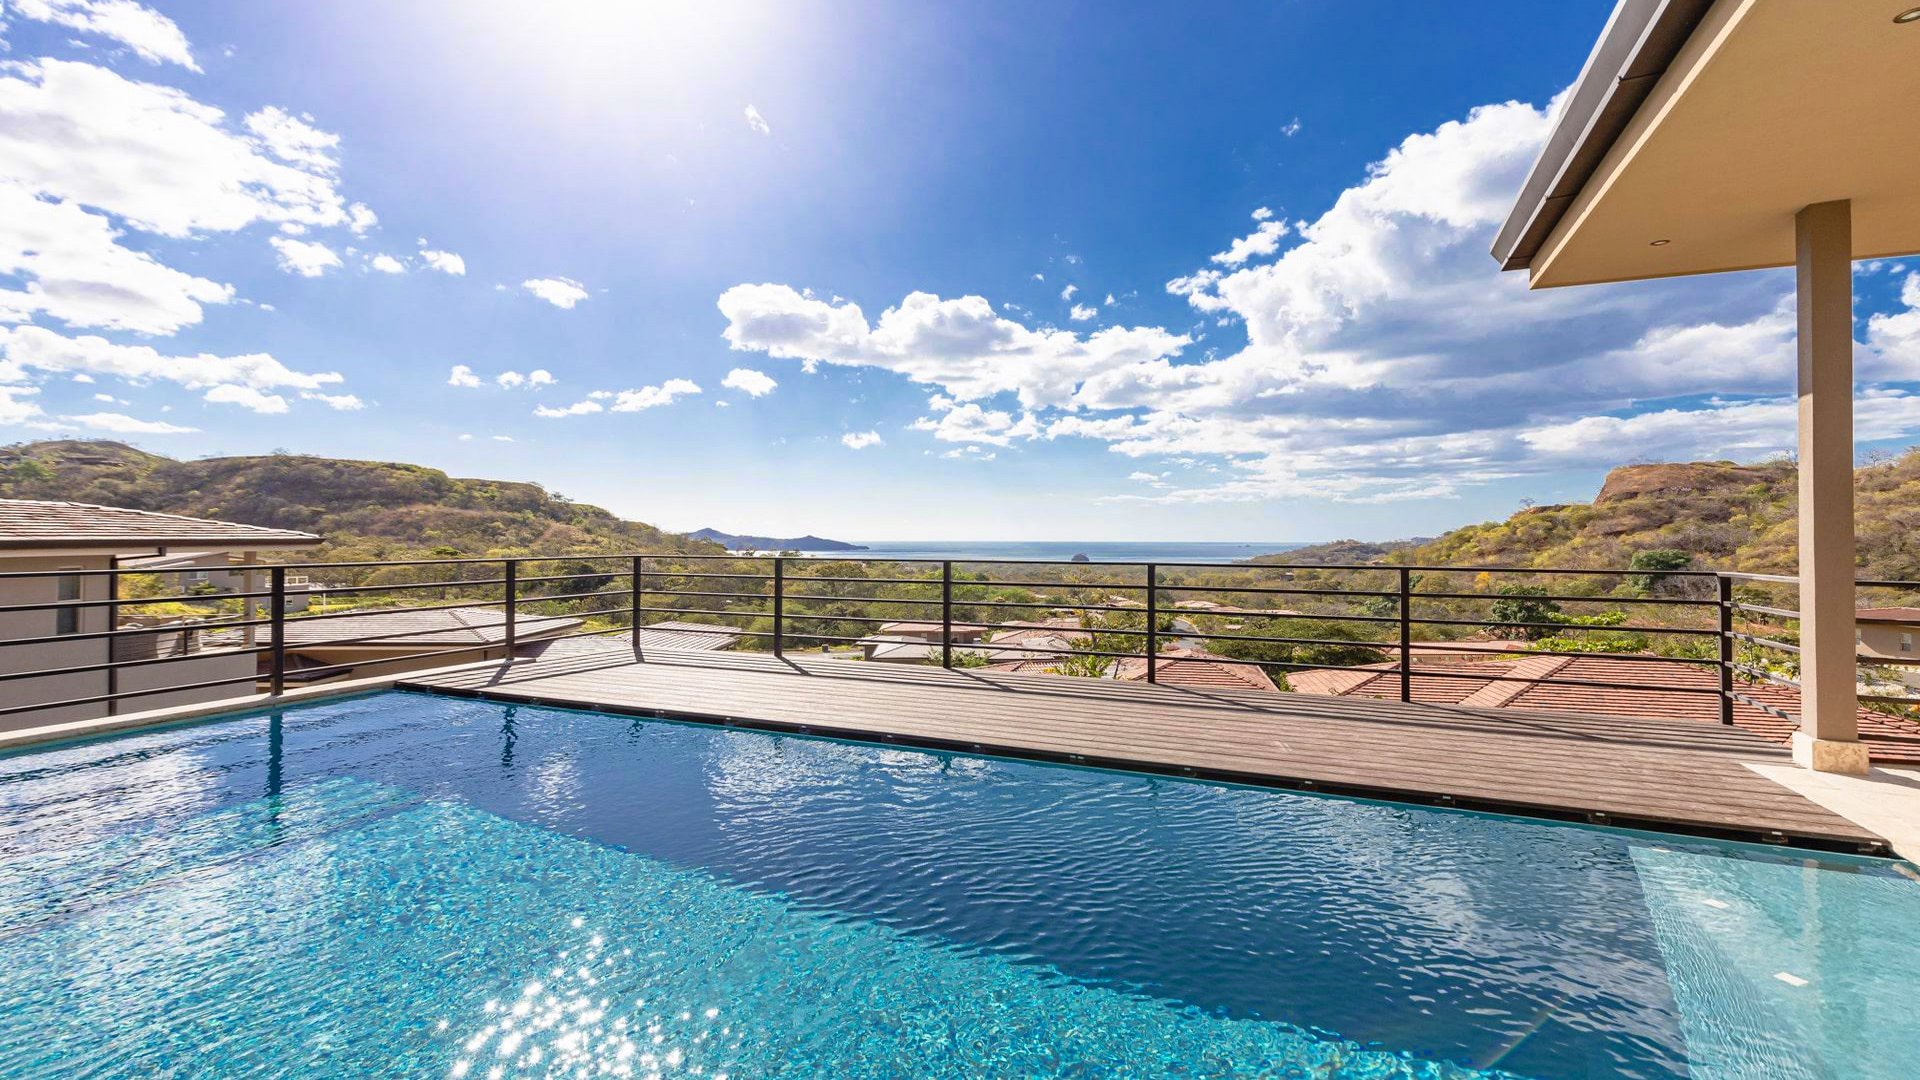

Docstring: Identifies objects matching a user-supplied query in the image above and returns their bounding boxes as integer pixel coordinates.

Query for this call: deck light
[1897,6,1920,22]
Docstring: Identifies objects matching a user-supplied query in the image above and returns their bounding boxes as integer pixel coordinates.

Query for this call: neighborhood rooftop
[0,499,318,551]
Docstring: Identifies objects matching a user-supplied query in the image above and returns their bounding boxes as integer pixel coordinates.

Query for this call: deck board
[398,649,1887,853]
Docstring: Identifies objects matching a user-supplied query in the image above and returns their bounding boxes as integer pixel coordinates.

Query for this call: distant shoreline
[718,540,1312,565]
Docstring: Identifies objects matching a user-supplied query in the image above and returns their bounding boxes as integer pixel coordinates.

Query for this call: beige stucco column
[1791,200,1866,774]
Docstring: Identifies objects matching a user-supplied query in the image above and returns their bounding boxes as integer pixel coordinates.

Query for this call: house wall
[0,555,112,729]
[1859,622,1920,689]
[0,554,270,733]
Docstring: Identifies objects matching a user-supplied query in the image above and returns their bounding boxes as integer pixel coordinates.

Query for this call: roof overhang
[0,538,313,555]
[1495,0,1920,288]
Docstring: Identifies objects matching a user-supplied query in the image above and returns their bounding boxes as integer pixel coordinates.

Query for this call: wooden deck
[399,648,1889,854]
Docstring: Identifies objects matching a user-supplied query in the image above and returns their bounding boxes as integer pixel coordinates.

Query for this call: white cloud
[491,434,513,442]
[301,391,364,410]
[841,430,883,450]
[0,324,342,391]
[496,370,526,389]
[1060,283,1077,302]
[203,383,288,414]
[419,247,465,275]
[1209,218,1290,266]
[244,106,340,172]
[65,411,197,434]
[0,182,234,334]
[527,369,555,387]
[611,378,700,411]
[458,433,474,441]
[9,0,199,70]
[743,104,771,135]
[721,367,777,397]
[268,235,341,277]
[1104,293,1117,306]
[369,253,406,274]
[534,400,604,418]
[0,60,358,238]
[720,96,1920,505]
[717,285,1190,410]
[1280,117,1301,137]
[910,402,1037,447]
[447,364,482,388]
[522,277,588,308]
[1069,304,1097,322]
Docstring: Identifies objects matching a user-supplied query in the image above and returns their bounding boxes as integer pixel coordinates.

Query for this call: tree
[1627,549,1692,595]
[1488,585,1562,641]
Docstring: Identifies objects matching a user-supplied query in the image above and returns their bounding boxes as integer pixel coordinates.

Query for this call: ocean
[797,540,1310,565]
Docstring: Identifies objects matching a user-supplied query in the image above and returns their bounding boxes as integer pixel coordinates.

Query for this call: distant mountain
[1247,539,1426,566]
[0,439,723,562]
[689,528,866,552]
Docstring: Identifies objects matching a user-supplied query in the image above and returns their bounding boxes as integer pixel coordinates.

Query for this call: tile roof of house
[0,499,319,551]
[984,650,1279,693]
[278,606,581,648]
[1297,652,1920,764]
[1112,651,1279,693]
[1857,607,1920,624]
[633,621,744,651]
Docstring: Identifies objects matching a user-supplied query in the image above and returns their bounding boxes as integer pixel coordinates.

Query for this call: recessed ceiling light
[1896,6,1920,22]
[1649,239,1671,247]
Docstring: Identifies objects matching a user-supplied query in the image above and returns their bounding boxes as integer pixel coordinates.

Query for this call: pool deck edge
[396,653,1897,859]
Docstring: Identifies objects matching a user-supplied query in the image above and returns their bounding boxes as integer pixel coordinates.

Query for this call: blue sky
[3,1,1918,542]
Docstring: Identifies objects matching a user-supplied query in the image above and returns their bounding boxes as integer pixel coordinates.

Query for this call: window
[1903,632,1913,654]
[55,571,81,636]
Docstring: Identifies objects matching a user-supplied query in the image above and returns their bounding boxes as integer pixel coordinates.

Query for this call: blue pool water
[0,692,1915,1078]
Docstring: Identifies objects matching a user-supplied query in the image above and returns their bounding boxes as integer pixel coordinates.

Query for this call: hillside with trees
[0,439,721,563]
[1248,452,1920,584]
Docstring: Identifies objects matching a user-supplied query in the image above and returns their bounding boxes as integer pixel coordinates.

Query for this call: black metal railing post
[269,566,286,696]
[503,558,517,655]
[1398,567,1412,702]
[941,560,953,668]
[773,556,785,658]
[1146,563,1159,684]
[1717,573,1735,725]
[641,553,656,657]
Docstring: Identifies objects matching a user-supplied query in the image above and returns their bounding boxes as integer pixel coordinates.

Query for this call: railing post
[773,556,784,658]
[941,560,953,669]
[269,565,286,696]
[503,558,517,656]
[631,555,643,659]
[1145,563,1159,684]
[1398,567,1412,703]
[1718,573,1735,725]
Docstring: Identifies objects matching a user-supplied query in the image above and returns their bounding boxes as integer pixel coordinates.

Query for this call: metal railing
[1,552,1915,730]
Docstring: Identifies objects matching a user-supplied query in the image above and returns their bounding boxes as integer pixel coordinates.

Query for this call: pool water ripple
[1,690,1916,1078]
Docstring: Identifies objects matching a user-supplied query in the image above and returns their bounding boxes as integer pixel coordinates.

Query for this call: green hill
[0,439,722,564]
[1253,451,1920,583]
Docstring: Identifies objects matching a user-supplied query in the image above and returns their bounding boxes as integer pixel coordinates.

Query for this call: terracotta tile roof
[1113,652,1279,693]
[0,499,317,551]
[983,651,1279,693]
[1299,652,1920,764]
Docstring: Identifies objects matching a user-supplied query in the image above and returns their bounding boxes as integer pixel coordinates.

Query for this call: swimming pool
[1,690,1914,1078]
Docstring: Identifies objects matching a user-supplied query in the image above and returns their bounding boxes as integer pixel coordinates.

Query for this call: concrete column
[1791,200,1866,774]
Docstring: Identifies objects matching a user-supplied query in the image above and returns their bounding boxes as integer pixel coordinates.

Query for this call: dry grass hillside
[0,439,721,564]
[1265,452,1920,582]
